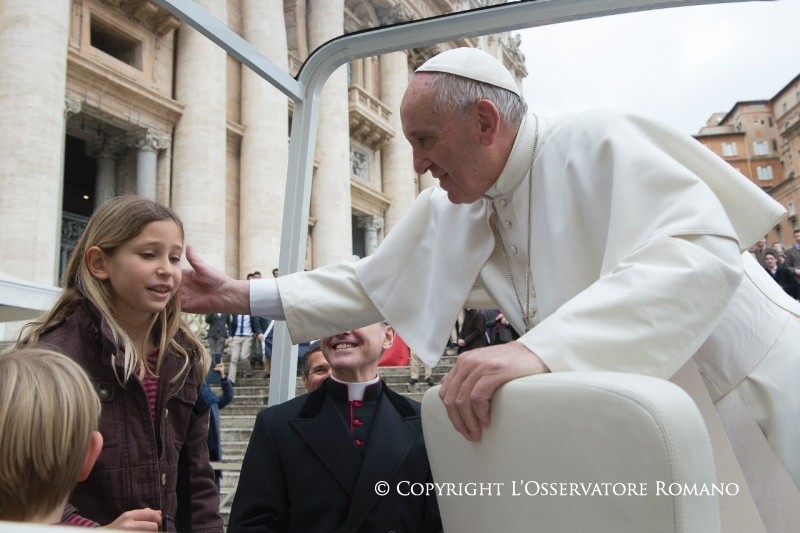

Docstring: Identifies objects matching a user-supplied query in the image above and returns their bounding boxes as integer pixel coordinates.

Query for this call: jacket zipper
[158,351,192,531]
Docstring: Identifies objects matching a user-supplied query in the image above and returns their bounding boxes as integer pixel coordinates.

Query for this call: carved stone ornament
[350,149,370,181]
[126,128,171,152]
[357,215,384,231]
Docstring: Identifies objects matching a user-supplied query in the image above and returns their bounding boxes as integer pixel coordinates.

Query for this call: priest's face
[401,74,499,204]
[322,323,395,382]
[301,349,331,392]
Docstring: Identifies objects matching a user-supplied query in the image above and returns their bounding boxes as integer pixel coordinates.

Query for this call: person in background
[782,228,800,280]
[457,308,488,353]
[196,362,234,493]
[229,307,264,384]
[299,340,331,392]
[749,236,768,267]
[205,312,231,365]
[408,351,434,386]
[763,249,799,299]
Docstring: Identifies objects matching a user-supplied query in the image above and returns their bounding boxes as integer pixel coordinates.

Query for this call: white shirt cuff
[249,279,285,319]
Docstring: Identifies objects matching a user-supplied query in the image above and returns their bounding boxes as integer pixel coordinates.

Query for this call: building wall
[695,76,800,248]
[0,0,527,316]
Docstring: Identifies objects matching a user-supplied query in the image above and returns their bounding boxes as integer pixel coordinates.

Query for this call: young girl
[17,195,221,532]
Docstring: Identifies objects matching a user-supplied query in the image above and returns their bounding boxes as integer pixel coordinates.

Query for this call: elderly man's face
[400,75,498,204]
[322,323,394,382]
[302,350,331,392]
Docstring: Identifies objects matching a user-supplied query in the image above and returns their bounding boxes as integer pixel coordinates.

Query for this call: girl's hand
[103,508,162,531]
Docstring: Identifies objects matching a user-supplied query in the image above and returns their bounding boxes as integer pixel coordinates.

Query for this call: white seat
[422,372,722,533]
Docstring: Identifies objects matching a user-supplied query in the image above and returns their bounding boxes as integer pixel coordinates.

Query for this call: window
[90,15,143,70]
[753,141,769,156]
[757,166,774,180]
[722,142,737,157]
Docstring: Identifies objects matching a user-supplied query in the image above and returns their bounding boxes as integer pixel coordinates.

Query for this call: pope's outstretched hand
[180,245,250,315]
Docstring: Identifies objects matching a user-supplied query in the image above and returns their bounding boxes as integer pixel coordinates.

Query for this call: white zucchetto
[415,47,521,96]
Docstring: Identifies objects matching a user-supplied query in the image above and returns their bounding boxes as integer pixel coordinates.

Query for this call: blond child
[17,195,221,532]
[0,348,102,524]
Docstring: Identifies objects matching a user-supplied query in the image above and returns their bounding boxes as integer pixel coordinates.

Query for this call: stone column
[357,215,383,256]
[377,6,417,233]
[127,129,169,201]
[379,50,416,233]
[407,44,441,194]
[307,0,351,266]
[239,2,288,275]
[172,0,227,266]
[86,134,124,208]
[0,0,71,284]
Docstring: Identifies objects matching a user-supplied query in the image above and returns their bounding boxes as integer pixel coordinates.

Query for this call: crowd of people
[749,229,800,299]
[2,46,800,532]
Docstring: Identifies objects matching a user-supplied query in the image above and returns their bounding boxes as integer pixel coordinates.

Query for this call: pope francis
[181,47,800,529]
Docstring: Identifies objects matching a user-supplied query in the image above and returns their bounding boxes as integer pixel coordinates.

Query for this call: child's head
[70,194,185,321]
[18,195,209,382]
[0,348,103,523]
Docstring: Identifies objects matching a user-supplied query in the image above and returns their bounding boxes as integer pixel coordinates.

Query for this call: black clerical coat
[227,379,442,533]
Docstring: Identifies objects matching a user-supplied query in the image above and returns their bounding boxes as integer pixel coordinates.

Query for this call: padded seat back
[422,372,721,533]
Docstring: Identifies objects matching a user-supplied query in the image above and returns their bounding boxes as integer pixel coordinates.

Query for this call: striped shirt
[141,349,160,423]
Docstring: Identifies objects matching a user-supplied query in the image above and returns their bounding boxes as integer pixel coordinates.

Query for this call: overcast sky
[518,0,799,135]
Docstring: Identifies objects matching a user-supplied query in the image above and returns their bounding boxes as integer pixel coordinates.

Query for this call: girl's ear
[86,246,110,280]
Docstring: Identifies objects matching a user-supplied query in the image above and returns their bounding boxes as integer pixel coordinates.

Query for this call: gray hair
[425,72,527,127]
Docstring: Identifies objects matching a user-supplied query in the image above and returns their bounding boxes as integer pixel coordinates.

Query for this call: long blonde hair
[0,348,100,521]
[17,195,209,383]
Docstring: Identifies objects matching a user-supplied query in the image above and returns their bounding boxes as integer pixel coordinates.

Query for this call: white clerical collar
[484,112,538,199]
[330,374,380,401]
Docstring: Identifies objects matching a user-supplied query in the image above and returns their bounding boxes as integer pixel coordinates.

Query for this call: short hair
[301,341,323,376]
[0,348,101,521]
[424,72,527,128]
[764,248,778,259]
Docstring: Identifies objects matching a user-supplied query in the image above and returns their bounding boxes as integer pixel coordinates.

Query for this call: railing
[60,212,90,283]
[347,85,394,150]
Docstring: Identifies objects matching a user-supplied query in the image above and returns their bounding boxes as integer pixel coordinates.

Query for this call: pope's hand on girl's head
[180,244,251,315]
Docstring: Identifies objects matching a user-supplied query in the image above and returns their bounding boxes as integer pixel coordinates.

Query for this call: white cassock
[256,111,799,528]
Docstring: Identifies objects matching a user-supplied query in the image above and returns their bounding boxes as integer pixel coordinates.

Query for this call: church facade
[0,0,526,311]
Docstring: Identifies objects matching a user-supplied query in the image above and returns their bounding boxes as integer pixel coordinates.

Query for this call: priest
[181,47,800,529]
